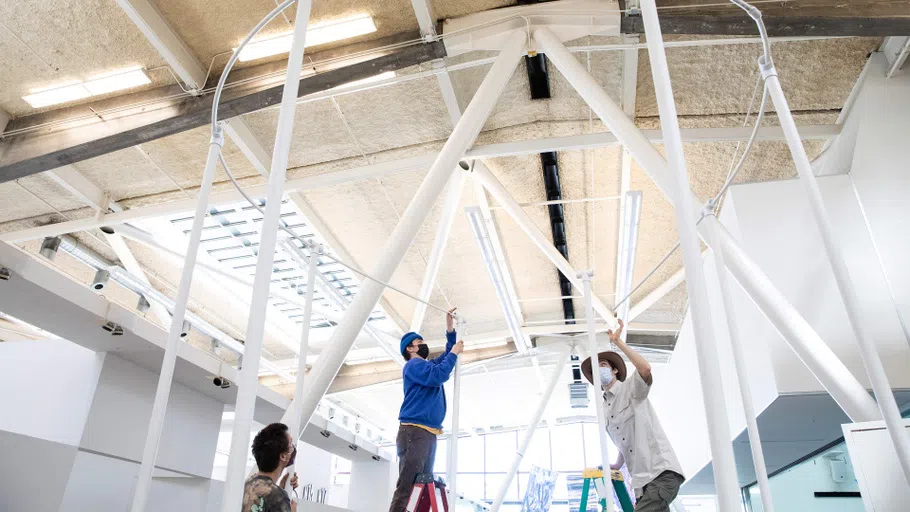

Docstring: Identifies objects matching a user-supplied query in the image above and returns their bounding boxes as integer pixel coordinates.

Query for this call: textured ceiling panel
[243,99,365,170]
[635,37,879,118]
[153,0,420,74]
[0,0,170,117]
[432,0,515,21]
[333,75,454,155]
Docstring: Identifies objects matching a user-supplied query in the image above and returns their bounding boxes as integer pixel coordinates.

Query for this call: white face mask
[599,367,615,386]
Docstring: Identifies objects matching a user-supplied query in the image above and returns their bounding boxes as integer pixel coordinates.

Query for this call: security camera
[40,237,61,261]
[320,430,331,439]
[91,269,110,291]
[180,320,191,338]
[0,267,10,281]
[213,376,231,389]
[372,455,381,462]
[102,321,124,336]
[348,444,358,452]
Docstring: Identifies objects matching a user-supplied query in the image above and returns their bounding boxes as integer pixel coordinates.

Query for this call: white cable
[211,0,297,129]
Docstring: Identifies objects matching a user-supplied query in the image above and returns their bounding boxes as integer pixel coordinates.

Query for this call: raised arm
[405,353,458,387]
[609,318,652,385]
[431,308,459,362]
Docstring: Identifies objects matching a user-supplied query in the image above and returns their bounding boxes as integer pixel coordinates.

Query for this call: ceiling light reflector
[83,69,151,96]
[22,83,90,108]
[237,14,377,62]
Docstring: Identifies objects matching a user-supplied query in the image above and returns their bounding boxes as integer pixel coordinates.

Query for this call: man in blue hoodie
[388,307,464,512]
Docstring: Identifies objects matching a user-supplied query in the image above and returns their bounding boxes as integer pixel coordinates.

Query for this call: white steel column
[532,26,880,424]
[580,271,613,512]
[763,59,910,483]
[221,2,312,510]
[706,215,775,512]
[446,354,462,499]
[282,243,317,495]
[411,171,466,332]
[472,165,617,326]
[490,346,570,512]
[289,31,527,433]
[130,126,223,512]
[638,2,740,507]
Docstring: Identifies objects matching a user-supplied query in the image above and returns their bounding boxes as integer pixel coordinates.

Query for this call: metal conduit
[52,235,294,381]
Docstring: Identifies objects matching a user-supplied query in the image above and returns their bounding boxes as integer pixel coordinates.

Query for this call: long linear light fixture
[465,206,531,352]
[614,191,643,335]
[236,14,377,62]
[22,68,151,108]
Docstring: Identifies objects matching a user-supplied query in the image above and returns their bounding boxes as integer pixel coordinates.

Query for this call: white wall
[0,338,104,445]
[748,447,863,512]
[60,450,214,512]
[80,353,223,477]
[0,429,80,511]
[847,53,910,333]
[348,456,396,512]
[727,174,910,394]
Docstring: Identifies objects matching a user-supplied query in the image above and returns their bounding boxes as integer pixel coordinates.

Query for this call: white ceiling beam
[0,123,841,243]
[104,231,172,328]
[627,264,686,322]
[44,165,117,212]
[614,35,640,322]
[41,164,172,327]
[223,118,273,177]
[408,0,438,38]
[881,36,910,78]
[114,0,207,91]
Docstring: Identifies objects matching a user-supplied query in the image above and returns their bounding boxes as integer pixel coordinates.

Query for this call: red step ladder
[406,473,449,512]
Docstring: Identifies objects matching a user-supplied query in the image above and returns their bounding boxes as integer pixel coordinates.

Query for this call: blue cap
[400,332,423,356]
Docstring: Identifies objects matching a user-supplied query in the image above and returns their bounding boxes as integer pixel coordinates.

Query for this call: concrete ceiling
[0,0,887,405]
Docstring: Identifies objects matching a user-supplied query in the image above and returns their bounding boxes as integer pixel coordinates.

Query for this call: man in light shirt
[581,318,685,512]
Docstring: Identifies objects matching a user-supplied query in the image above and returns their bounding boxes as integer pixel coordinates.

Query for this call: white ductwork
[441,0,620,57]
[48,235,294,381]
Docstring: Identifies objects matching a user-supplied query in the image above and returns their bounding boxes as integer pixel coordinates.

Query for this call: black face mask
[287,444,297,466]
[416,344,430,359]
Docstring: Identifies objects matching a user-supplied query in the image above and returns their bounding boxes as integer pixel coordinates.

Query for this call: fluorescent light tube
[22,83,90,108]
[466,206,530,352]
[237,14,377,62]
[614,190,642,327]
[83,69,151,96]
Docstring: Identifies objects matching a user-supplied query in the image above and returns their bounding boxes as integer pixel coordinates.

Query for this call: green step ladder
[578,468,634,512]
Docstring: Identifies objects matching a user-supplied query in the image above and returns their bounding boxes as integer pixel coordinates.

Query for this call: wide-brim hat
[581,351,627,384]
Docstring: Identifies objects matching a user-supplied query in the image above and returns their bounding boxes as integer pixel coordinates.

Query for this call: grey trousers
[388,425,438,512]
[635,471,685,512]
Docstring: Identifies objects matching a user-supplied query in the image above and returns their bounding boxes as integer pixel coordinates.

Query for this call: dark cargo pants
[635,470,685,512]
[388,425,438,512]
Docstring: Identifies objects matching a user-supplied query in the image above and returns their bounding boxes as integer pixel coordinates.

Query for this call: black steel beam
[525,54,551,100]
[540,151,575,323]
[621,15,910,36]
[0,36,446,184]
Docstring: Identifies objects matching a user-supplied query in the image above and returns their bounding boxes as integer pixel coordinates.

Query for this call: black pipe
[540,151,575,323]
[526,53,575,323]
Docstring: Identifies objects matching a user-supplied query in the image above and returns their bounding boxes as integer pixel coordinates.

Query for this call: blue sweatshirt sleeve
[431,330,457,363]
[405,352,458,386]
